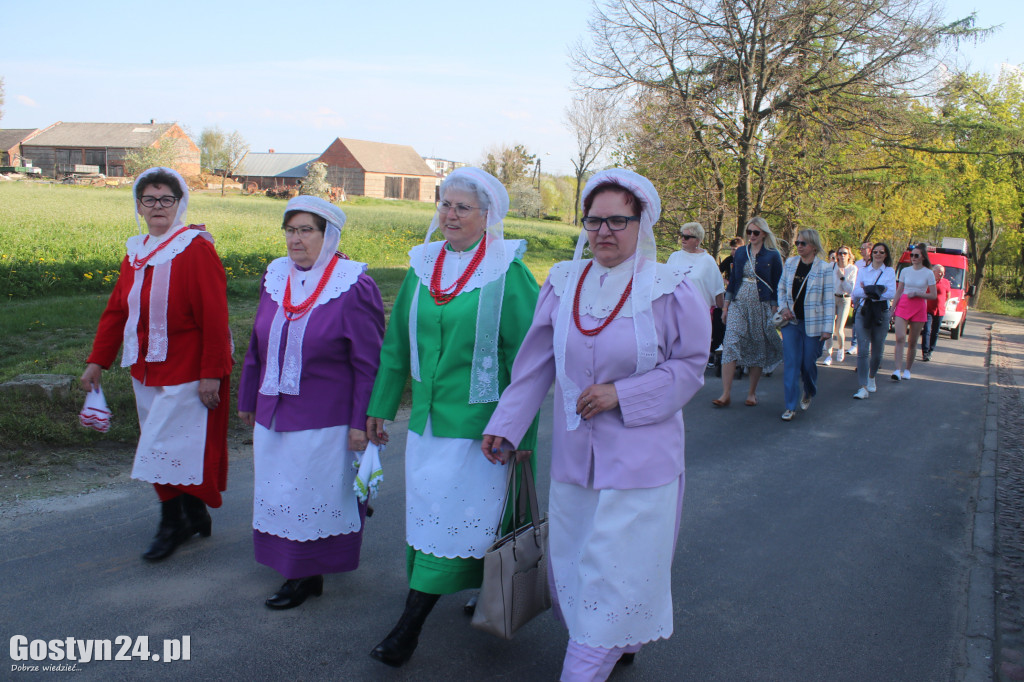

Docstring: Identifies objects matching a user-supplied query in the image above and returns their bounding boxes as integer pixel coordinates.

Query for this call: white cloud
[15,94,38,107]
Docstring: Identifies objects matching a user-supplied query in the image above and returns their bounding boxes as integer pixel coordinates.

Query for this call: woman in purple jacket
[482,170,710,681]
[238,196,384,609]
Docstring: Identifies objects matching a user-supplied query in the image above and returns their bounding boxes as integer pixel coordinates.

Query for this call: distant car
[893,238,972,340]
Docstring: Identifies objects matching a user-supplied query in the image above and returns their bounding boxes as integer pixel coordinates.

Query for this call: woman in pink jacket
[482,169,710,682]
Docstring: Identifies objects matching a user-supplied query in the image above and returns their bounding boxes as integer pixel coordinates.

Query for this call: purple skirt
[254,503,367,579]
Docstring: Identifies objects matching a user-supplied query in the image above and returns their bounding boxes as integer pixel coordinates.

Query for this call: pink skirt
[893,294,927,322]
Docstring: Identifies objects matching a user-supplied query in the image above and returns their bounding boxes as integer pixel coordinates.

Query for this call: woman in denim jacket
[713,217,784,407]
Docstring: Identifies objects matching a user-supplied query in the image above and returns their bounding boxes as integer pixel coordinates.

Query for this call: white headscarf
[259,195,365,396]
[122,167,213,367]
[408,167,513,404]
[554,168,661,431]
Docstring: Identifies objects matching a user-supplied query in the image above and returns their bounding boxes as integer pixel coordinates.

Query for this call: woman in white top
[852,242,898,400]
[890,243,936,381]
[667,221,726,309]
[823,245,857,365]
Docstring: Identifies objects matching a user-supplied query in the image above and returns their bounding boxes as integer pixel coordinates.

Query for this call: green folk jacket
[367,259,540,451]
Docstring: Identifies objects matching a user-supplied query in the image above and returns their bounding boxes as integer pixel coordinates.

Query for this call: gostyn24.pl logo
[9,635,191,669]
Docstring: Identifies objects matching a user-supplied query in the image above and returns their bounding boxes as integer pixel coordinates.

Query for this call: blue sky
[1,0,1019,176]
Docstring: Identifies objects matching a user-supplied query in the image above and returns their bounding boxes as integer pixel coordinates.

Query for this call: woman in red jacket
[80,167,234,562]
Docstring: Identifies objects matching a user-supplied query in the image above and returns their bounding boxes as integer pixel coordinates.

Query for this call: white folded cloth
[353,442,383,503]
[79,388,111,433]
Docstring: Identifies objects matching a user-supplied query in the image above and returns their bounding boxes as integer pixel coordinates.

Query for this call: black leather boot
[181,494,212,538]
[369,589,440,667]
[142,497,191,562]
[265,575,324,610]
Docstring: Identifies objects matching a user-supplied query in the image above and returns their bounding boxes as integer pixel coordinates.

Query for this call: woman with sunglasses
[364,168,539,667]
[890,243,936,381]
[714,216,784,407]
[483,169,710,680]
[776,229,833,421]
[851,243,897,399]
[823,245,857,365]
[80,167,233,561]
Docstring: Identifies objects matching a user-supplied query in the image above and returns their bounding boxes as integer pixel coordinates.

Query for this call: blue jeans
[782,319,824,410]
[921,313,943,354]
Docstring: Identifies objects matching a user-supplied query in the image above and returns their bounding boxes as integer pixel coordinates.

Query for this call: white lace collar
[126,226,212,267]
[548,258,686,318]
[410,239,526,295]
[263,256,367,307]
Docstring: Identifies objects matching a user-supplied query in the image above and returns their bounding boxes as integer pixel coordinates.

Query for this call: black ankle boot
[142,497,191,562]
[265,575,324,610]
[181,494,212,537]
[369,589,440,667]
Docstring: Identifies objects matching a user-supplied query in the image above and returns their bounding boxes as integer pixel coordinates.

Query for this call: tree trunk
[220,170,227,197]
[736,151,751,238]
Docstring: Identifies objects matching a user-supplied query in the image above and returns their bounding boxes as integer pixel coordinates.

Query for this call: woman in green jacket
[365,167,539,667]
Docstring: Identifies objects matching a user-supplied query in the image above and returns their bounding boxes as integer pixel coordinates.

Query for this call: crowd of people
[77,164,951,681]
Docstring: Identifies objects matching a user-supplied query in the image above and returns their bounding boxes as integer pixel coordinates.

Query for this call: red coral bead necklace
[430,238,487,305]
[130,224,195,270]
[283,254,341,321]
[573,261,633,336]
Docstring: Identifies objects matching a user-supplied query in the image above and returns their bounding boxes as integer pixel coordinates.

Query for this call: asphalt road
[1,315,991,681]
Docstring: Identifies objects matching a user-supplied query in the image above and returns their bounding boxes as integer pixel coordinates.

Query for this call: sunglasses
[746,229,762,237]
[680,234,699,241]
[911,253,923,258]
[794,240,808,246]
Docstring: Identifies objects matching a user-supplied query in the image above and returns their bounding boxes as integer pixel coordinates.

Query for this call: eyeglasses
[437,201,481,218]
[582,215,639,232]
[837,251,850,256]
[680,234,699,241]
[911,253,922,259]
[746,229,762,237]
[794,240,808,246]
[282,226,319,238]
[138,195,179,208]
[872,249,887,255]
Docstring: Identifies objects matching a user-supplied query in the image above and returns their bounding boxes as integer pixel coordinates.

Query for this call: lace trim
[263,256,367,307]
[548,259,685,318]
[125,227,213,267]
[410,239,526,293]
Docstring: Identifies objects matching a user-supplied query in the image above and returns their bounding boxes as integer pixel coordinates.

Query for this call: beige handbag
[470,459,551,639]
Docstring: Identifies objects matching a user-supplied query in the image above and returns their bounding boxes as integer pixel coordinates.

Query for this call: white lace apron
[252,423,361,541]
[549,477,682,648]
[404,417,507,559]
[130,379,207,485]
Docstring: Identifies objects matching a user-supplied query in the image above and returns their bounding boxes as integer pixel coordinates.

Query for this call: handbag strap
[496,459,542,537]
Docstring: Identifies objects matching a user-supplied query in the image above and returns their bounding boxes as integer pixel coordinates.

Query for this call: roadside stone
[0,374,77,400]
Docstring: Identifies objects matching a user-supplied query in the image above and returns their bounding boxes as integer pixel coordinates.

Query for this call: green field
[0,182,579,450]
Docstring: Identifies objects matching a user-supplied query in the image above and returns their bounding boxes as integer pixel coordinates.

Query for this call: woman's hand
[348,428,369,452]
[781,307,796,321]
[366,417,389,446]
[80,363,102,393]
[238,411,256,427]
[577,383,618,420]
[199,378,221,410]
[820,332,832,342]
[721,306,729,325]
[481,434,510,464]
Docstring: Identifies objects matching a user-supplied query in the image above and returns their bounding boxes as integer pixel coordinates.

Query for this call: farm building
[233,151,321,190]
[318,138,437,202]
[0,128,41,167]
[20,121,200,178]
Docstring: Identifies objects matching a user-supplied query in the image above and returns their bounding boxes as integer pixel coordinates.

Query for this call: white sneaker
[902,369,911,380]
[781,409,795,421]
[823,354,833,366]
[800,394,812,410]
[891,371,901,382]
[853,387,869,399]
[848,346,858,356]
[837,349,845,362]
[867,377,877,393]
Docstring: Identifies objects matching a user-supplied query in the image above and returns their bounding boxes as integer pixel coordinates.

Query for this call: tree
[575,0,979,236]
[219,131,249,197]
[566,90,618,225]
[508,180,543,218]
[481,144,536,186]
[124,138,181,177]
[300,161,331,199]
[198,126,227,173]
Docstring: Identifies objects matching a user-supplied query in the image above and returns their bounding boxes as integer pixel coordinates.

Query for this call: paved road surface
[2,313,1004,681]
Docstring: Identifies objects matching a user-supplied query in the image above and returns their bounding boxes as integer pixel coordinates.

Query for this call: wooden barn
[0,128,41,167]
[318,137,437,202]
[233,152,321,190]
[20,121,200,178]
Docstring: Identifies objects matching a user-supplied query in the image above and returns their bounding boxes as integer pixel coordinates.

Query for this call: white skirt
[252,423,361,541]
[131,378,207,486]
[405,418,507,559]
[549,477,682,648]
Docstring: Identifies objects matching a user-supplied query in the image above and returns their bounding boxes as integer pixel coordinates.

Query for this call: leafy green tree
[124,138,181,177]
[482,144,537,186]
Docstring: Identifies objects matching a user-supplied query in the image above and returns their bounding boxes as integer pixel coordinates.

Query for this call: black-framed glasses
[746,229,762,237]
[582,215,639,232]
[437,201,481,218]
[138,195,179,208]
[911,253,923,259]
[794,240,808,246]
[680,233,699,241]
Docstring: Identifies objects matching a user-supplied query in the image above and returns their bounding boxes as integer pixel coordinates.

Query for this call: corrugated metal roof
[21,122,176,148]
[235,152,321,178]
[0,129,39,150]
[336,138,435,176]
